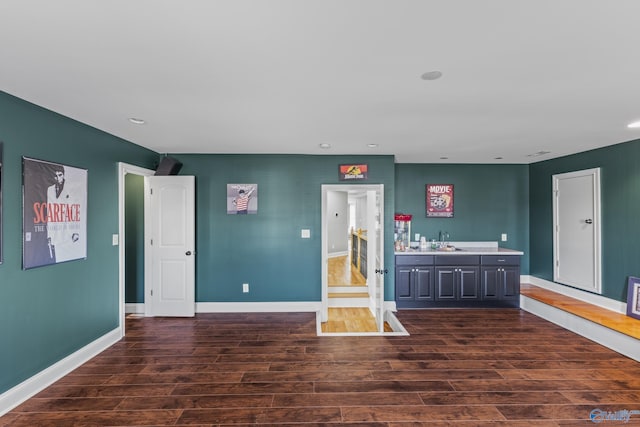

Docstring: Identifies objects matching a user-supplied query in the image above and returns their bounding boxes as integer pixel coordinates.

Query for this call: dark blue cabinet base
[395,254,520,309]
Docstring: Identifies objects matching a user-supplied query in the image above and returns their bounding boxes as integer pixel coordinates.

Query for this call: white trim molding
[125,303,145,314]
[196,301,323,313]
[0,328,121,416]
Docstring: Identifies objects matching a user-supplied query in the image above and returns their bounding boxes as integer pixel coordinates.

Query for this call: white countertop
[395,241,524,256]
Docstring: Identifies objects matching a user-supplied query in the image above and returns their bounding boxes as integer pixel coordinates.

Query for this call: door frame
[321,184,384,325]
[552,167,602,293]
[117,162,155,337]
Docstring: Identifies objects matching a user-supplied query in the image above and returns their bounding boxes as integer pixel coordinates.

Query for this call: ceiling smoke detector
[421,70,443,81]
[526,150,551,157]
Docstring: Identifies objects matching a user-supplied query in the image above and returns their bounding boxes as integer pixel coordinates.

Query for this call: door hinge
[150,188,153,195]
[150,239,153,246]
[150,289,153,296]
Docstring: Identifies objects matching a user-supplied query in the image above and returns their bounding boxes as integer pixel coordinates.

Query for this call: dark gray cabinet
[395,253,520,308]
[480,255,520,308]
[395,255,434,308]
[435,255,479,302]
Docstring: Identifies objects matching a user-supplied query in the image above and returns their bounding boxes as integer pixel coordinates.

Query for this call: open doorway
[320,184,407,335]
[118,162,154,336]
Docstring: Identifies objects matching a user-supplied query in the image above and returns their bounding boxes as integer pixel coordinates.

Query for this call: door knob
[185,251,192,256]
[584,219,593,224]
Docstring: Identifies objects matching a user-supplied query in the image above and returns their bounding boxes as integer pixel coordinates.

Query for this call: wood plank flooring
[3,310,640,426]
[321,308,394,334]
[328,255,366,287]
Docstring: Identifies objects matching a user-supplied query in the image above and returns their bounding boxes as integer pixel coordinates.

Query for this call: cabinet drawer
[435,255,479,265]
[481,255,520,266]
[395,255,434,265]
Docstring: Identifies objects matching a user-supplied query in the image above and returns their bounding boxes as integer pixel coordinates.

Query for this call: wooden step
[328,292,369,299]
[521,283,640,339]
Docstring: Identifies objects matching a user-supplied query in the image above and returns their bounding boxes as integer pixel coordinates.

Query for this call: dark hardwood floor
[2,309,640,426]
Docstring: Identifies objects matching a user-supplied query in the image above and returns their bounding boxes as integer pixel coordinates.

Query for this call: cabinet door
[435,267,456,300]
[501,266,520,300]
[415,267,434,301]
[458,267,479,299]
[396,267,413,300]
[481,267,500,300]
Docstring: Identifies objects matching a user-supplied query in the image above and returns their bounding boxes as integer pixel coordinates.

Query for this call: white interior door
[145,176,196,316]
[553,168,601,293]
[366,187,384,331]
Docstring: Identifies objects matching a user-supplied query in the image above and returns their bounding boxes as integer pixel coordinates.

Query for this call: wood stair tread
[328,292,369,298]
[521,283,640,339]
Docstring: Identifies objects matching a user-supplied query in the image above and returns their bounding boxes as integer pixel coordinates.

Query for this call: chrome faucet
[439,231,450,247]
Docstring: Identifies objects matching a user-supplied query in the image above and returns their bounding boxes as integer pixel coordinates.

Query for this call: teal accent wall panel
[125,174,145,303]
[395,164,530,273]
[173,154,396,302]
[0,92,157,394]
[529,139,640,302]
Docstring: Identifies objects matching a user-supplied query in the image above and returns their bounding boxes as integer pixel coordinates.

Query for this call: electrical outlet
[501,233,507,242]
[242,283,249,293]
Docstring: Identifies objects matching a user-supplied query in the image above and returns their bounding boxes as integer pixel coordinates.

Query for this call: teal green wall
[174,154,397,302]
[125,174,145,303]
[3,85,638,399]
[529,139,640,302]
[0,92,157,394]
[395,164,530,273]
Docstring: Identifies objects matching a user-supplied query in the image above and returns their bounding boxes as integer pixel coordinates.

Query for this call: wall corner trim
[0,328,122,416]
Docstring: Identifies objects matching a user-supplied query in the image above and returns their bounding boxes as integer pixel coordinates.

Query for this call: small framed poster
[426,184,454,217]
[227,184,258,214]
[339,164,368,181]
[627,276,640,320]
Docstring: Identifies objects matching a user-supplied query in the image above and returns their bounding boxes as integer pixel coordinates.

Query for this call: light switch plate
[301,229,311,238]
[501,233,507,242]
[112,234,119,246]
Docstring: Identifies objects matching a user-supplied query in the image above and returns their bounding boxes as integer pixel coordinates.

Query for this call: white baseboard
[328,251,349,258]
[522,275,626,313]
[196,301,322,313]
[520,295,639,362]
[0,328,122,417]
[125,303,145,314]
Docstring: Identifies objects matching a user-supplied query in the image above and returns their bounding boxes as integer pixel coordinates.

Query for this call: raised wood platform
[520,283,640,340]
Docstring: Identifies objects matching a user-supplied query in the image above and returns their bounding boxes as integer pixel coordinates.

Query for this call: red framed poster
[426,184,454,217]
[339,164,368,181]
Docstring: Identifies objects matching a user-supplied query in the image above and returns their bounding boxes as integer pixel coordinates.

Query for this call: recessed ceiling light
[128,117,146,125]
[319,143,331,149]
[421,70,443,81]
[367,143,379,148]
[627,120,640,128]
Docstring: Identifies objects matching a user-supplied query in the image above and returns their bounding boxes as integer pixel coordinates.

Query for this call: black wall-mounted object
[155,156,183,176]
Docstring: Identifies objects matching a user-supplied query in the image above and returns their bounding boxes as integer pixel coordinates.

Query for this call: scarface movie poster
[22,157,87,269]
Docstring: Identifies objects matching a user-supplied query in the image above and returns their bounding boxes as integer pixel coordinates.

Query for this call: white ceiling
[2,1,640,163]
